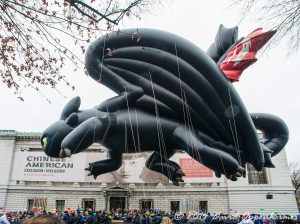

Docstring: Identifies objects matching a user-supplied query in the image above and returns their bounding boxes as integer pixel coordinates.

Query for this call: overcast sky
[0,1,299,163]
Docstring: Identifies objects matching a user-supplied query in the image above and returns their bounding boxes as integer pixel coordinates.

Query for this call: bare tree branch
[0,0,158,100]
[289,162,300,192]
[232,0,300,53]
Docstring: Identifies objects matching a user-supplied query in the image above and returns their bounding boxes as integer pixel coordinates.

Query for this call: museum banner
[11,151,223,183]
[11,151,86,182]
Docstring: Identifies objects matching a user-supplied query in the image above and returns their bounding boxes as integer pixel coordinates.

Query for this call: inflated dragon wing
[84,25,275,170]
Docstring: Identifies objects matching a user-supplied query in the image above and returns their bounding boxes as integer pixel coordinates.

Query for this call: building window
[199,201,208,212]
[247,163,268,184]
[109,197,126,210]
[27,199,34,211]
[56,200,65,212]
[27,198,47,211]
[170,201,180,212]
[83,199,95,211]
[139,199,153,210]
[36,198,47,211]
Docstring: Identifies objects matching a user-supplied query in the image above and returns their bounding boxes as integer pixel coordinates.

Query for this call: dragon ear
[65,112,78,127]
[60,96,81,120]
[207,24,239,63]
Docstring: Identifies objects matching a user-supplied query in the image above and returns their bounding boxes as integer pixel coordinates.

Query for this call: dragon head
[41,97,80,157]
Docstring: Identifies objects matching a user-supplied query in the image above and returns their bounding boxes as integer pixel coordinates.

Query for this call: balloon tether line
[227,88,242,164]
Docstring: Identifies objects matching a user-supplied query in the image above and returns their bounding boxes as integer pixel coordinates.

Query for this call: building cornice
[0,130,41,139]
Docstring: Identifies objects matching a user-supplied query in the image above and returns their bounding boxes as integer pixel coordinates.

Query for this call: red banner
[179,158,213,177]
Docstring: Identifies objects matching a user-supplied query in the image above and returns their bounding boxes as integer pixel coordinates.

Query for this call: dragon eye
[42,137,48,149]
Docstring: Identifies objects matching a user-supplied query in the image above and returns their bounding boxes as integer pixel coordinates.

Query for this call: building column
[102,191,107,210]
[128,191,133,209]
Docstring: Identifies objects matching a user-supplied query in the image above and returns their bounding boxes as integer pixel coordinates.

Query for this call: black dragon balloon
[41,25,289,185]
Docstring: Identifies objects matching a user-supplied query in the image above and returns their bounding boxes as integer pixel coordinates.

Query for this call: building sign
[170,153,222,183]
[12,151,86,182]
[179,158,213,177]
[25,156,73,171]
[11,151,223,183]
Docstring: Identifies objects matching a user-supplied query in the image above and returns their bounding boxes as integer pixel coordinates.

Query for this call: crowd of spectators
[0,209,300,224]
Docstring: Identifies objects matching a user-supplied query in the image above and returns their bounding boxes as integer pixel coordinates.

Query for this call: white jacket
[0,215,10,224]
[239,219,254,224]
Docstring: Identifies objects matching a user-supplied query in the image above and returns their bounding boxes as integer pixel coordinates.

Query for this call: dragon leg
[172,125,245,181]
[85,151,122,179]
[145,151,185,186]
[58,116,123,179]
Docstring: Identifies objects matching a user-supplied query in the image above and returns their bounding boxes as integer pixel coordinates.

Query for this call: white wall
[227,149,298,214]
[0,133,16,211]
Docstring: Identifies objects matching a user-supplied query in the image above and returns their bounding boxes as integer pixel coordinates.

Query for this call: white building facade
[0,130,298,214]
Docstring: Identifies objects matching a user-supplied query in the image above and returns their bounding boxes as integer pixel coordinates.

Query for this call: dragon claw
[59,149,66,158]
[215,172,222,178]
[237,166,246,177]
[226,174,232,179]
[237,166,246,173]
[63,148,72,157]
[85,162,98,180]
[231,176,238,181]
[234,172,242,177]
[175,177,184,182]
[171,168,185,185]
[172,181,179,186]
[176,169,185,176]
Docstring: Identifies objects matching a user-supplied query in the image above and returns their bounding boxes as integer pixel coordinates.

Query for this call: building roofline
[0,130,41,139]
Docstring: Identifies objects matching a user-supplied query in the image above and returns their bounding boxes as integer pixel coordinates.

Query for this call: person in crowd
[132,212,141,224]
[161,216,173,224]
[254,215,263,224]
[23,215,65,224]
[86,212,96,224]
[1,208,300,224]
[0,212,11,224]
[239,214,254,224]
[205,213,213,224]
[180,213,188,223]
[151,212,163,224]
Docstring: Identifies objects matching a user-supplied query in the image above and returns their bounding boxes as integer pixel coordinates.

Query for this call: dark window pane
[109,197,125,210]
[56,200,65,212]
[199,201,208,212]
[170,201,180,212]
[83,200,95,211]
[28,199,34,211]
[139,200,153,210]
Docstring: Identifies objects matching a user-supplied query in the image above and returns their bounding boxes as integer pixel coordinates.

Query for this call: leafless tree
[0,0,157,101]
[232,0,300,53]
[289,162,300,192]
[289,161,300,210]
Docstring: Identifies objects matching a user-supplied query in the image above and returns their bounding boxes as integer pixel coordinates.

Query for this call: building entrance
[109,197,126,210]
